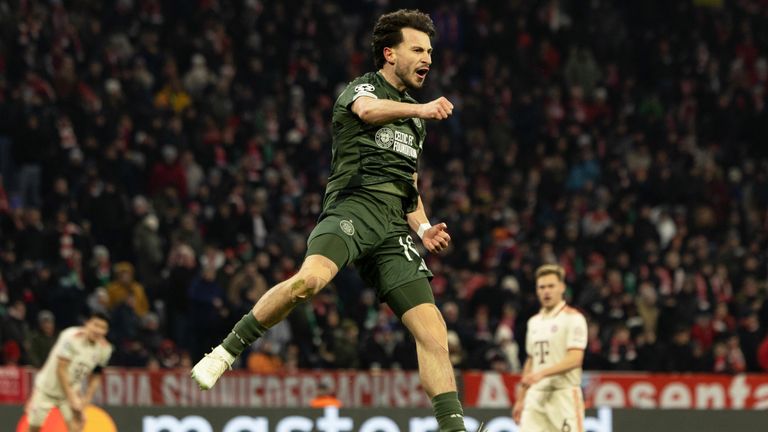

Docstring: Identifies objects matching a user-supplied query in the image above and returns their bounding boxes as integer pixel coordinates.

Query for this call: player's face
[391,27,432,90]
[536,274,565,310]
[84,317,109,343]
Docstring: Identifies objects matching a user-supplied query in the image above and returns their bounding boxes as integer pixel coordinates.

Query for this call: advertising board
[1,405,765,432]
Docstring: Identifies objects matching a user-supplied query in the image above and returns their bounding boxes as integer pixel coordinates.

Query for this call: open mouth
[416,68,429,79]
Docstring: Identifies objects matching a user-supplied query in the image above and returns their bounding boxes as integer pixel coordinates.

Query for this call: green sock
[432,391,466,432]
[221,313,269,356]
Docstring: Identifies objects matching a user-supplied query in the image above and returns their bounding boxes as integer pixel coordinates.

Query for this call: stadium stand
[0,0,767,374]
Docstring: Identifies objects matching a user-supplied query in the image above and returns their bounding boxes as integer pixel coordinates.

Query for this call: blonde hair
[535,264,565,282]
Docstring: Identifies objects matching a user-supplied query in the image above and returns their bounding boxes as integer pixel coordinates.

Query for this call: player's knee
[403,304,449,353]
[412,321,449,354]
[288,274,328,303]
[288,257,336,303]
[416,329,449,354]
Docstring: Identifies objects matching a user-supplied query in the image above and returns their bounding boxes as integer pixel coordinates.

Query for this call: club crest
[340,220,355,236]
[375,127,394,149]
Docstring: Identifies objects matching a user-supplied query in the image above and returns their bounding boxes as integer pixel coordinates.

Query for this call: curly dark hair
[371,9,436,70]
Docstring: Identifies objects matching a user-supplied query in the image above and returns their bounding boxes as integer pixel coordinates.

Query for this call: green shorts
[306,188,434,314]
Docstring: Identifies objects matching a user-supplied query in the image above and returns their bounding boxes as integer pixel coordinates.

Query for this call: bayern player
[513,264,588,432]
[26,311,112,432]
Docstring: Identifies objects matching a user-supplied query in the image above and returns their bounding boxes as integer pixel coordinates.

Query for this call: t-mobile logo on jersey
[534,341,550,364]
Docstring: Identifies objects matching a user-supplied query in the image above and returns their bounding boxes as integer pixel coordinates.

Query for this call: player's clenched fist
[418,96,454,120]
[422,222,451,253]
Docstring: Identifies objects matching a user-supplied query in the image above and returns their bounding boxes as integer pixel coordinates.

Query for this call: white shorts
[26,390,76,427]
[520,387,584,432]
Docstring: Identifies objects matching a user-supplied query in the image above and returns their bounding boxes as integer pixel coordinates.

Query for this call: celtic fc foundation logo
[375,127,394,149]
[339,219,355,236]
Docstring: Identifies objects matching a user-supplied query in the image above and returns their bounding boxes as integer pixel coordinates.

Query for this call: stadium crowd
[1,0,768,374]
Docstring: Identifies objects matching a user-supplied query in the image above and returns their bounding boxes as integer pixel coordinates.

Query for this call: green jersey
[326,71,426,212]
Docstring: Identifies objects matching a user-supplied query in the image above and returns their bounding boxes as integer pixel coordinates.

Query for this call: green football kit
[215,71,466,432]
[306,71,435,316]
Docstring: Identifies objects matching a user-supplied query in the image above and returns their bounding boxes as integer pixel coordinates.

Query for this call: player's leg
[26,391,53,432]
[399,297,466,432]
[58,402,82,432]
[368,232,465,432]
[400,300,455,396]
[519,389,558,432]
[191,210,358,389]
[191,190,378,389]
[544,388,584,432]
[191,239,343,389]
[520,404,557,432]
[250,250,342,326]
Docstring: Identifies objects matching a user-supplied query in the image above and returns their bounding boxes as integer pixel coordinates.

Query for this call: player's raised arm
[352,95,454,125]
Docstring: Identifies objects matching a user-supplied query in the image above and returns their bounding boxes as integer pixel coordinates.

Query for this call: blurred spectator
[738,313,763,371]
[713,336,747,374]
[161,243,196,351]
[26,310,57,368]
[712,341,730,373]
[15,208,46,263]
[691,312,716,353]
[226,261,267,314]
[725,335,747,373]
[1,300,30,364]
[246,340,283,374]
[110,293,142,349]
[87,286,111,316]
[149,146,187,200]
[2,340,22,365]
[636,330,664,372]
[360,324,398,370]
[106,262,149,317]
[131,214,164,297]
[157,339,183,369]
[171,213,204,257]
[86,245,113,289]
[323,318,360,369]
[665,327,696,372]
[465,305,496,369]
[447,330,466,369]
[635,282,659,336]
[13,115,48,208]
[606,325,637,370]
[138,312,164,355]
[495,302,521,372]
[584,321,607,370]
[187,265,228,361]
[712,302,736,336]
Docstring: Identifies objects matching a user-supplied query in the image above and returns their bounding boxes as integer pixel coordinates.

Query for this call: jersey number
[72,362,89,382]
[399,236,428,271]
